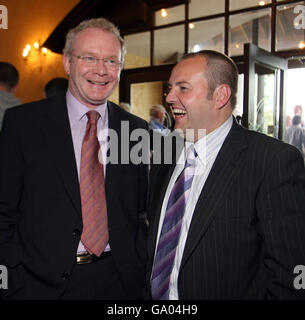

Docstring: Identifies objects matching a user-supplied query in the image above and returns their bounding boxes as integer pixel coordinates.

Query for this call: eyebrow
[79,52,119,59]
[79,51,98,56]
[176,81,190,85]
[168,81,190,87]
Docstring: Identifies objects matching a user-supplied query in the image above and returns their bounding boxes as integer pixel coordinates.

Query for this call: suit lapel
[180,119,248,270]
[105,101,122,212]
[41,95,82,219]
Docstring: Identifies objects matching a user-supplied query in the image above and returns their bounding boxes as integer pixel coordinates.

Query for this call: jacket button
[73,229,80,236]
[61,272,69,280]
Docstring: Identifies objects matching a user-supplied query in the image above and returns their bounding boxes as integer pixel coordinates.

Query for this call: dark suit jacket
[0,95,148,299]
[147,118,305,300]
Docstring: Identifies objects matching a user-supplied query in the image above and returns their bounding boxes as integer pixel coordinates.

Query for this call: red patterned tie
[80,110,108,257]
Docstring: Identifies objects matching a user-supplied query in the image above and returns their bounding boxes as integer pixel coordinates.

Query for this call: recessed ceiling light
[258,1,265,6]
[161,9,167,17]
[189,23,195,29]
[298,41,305,49]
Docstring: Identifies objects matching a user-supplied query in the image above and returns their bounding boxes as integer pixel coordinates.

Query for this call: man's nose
[93,59,108,74]
[166,88,176,103]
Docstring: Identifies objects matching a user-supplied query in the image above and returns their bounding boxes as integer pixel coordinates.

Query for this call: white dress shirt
[153,116,233,299]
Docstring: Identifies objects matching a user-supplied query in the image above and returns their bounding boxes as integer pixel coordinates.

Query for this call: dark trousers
[61,252,127,300]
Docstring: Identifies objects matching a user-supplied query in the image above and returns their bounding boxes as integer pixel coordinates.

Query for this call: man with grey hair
[0,18,148,299]
[0,62,21,129]
[149,104,170,135]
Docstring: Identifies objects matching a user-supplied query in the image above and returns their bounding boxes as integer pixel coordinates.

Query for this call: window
[229,8,271,56]
[189,0,224,19]
[276,2,305,51]
[122,0,305,67]
[154,25,185,65]
[189,18,225,53]
[230,0,271,11]
[124,32,150,69]
[155,5,185,26]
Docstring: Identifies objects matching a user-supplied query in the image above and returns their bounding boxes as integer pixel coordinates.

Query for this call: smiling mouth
[172,108,187,118]
[88,80,109,86]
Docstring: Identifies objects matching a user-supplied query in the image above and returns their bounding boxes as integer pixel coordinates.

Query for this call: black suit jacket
[147,118,305,299]
[0,95,148,299]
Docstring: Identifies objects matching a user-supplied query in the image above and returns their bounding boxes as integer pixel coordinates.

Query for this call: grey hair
[63,17,126,64]
[149,104,166,118]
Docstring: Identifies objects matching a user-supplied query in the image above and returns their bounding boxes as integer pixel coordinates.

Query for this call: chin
[86,93,108,102]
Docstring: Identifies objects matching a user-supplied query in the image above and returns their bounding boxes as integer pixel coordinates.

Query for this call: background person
[285,114,305,159]
[293,104,304,127]
[119,102,132,113]
[0,62,21,128]
[149,104,170,135]
[44,77,68,98]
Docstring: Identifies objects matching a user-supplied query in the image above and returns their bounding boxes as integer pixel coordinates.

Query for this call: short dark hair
[0,62,19,89]
[181,50,238,109]
[44,77,68,98]
[292,115,302,126]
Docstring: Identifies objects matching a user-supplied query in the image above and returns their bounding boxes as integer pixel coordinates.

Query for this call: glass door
[243,43,287,139]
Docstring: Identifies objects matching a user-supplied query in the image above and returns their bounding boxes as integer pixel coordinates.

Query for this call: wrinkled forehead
[73,28,121,54]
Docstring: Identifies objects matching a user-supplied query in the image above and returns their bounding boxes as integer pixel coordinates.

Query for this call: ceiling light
[258,1,265,6]
[22,49,29,58]
[298,41,305,49]
[161,9,167,18]
[189,23,195,29]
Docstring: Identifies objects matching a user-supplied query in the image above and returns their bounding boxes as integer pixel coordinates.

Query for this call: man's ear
[62,54,71,75]
[214,84,231,110]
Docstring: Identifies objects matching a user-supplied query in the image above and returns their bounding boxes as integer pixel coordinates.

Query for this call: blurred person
[44,77,68,98]
[294,105,304,127]
[286,115,292,129]
[285,115,305,158]
[0,62,21,128]
[0,18,148,300]
[119,102,132,112]
[294,104,303,116]
[149,104,170,135]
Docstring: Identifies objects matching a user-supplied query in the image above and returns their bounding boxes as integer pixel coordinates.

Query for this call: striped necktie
[151,146,197,300]
[80,110,108,257]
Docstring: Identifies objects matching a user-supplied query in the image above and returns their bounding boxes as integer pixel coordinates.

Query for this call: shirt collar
[185,116,233,164]
[66,89,108,129]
